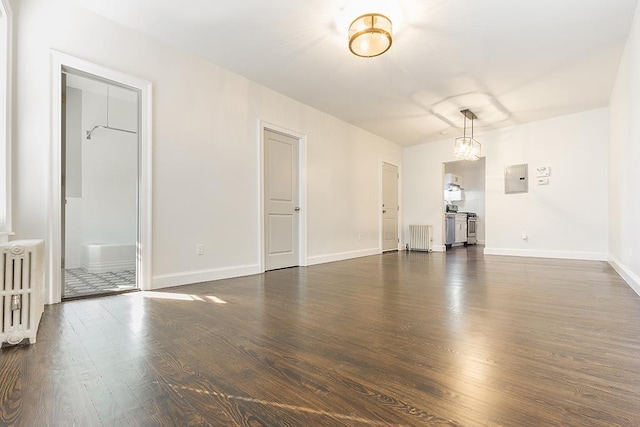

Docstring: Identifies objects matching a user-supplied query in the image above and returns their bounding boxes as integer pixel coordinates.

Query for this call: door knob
[382,210,387,213]
[294,207,300,211]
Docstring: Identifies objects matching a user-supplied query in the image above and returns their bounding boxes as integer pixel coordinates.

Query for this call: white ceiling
[79,0,638,146]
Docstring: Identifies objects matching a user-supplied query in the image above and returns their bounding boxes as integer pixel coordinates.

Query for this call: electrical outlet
[196,244,204,255]
[358,233,362,241]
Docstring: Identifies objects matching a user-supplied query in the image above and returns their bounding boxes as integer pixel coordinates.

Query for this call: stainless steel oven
[466,213,477,244]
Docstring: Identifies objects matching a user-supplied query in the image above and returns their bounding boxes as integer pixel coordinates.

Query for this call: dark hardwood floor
[2,246,640,426]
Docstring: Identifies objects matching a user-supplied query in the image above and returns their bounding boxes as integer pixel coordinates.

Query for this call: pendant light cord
[463,113,467,138]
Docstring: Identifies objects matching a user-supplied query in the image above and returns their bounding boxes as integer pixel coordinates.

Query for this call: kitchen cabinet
[445,188,463,202]
[444,173,463,188]
[445,213,468,248]
[444,173,464,202]
[455,214,468,244]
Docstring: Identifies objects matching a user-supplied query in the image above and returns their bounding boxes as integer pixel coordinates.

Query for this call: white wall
[11,0,402,291]
[609,2,640,295]
[80,88,137,248]
[403,108,609,260]
[64,82,138,270]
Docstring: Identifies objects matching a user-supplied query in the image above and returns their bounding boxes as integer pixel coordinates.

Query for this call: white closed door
[382,162,399,252]
[264,130,299,270]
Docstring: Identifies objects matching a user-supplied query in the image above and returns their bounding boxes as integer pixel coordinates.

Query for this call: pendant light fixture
[454,109,481,161]
[348,13,393,58]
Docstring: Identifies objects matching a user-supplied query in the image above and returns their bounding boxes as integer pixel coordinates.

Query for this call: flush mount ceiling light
[454,109,481,161]
[348,13,392,58]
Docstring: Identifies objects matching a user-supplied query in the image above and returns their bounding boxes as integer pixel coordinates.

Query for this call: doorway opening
[61,71,140,299]
[443,158,486,251]
[48,52,152,305]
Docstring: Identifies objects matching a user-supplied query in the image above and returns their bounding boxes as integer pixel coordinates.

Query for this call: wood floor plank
[2,247,640,426]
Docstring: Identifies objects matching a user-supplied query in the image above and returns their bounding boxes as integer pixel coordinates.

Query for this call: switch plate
[196,244,204,255]
[537,177,549,185]
[536,166,551,177]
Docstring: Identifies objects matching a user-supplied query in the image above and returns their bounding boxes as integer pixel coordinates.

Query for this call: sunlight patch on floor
[131,291,228,304]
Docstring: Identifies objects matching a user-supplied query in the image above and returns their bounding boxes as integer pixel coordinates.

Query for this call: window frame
[0,0,12,240]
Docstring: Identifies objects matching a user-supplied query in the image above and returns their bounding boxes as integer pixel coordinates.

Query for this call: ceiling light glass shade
[349,13,392,58]
[454,136,481,161]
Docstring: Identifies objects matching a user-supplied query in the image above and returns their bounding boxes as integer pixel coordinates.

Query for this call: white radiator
[1,240,44,346]
[409,225,432,251]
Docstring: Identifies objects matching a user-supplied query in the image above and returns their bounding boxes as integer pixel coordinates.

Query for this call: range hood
[444,173,463,191]
[444,173,463,201]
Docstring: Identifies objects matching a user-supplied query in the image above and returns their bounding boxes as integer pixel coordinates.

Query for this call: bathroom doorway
[62,71,140,299]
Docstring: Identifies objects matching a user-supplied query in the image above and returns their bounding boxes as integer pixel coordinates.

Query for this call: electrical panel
[505,164,528,194]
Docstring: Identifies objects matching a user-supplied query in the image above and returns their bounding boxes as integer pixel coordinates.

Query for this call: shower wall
[64,78,138,270]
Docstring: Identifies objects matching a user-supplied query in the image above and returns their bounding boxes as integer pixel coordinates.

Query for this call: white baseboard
[306,248,379,266]
[483,247,607,261]
[152,264,261,289]
[432,245,446,252]
[153,248,380,289]
[608,256,640,297]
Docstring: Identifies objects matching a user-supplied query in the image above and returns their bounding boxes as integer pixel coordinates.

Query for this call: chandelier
[454,109,481,161]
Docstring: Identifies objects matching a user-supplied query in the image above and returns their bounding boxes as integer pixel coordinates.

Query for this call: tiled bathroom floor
[64,268,137,299]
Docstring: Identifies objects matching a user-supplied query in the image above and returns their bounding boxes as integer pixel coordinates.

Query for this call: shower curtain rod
[85,125,137,140]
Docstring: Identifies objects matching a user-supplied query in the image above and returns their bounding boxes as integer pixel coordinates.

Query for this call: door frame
[48,50,153,304]
[258,121,307,272]
[379,160,401,252]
